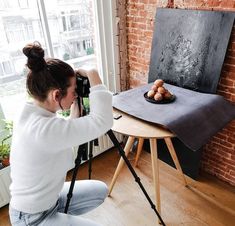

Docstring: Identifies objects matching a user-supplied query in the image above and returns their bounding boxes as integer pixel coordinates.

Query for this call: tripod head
[75,71,90,117]
[75,71,90,98]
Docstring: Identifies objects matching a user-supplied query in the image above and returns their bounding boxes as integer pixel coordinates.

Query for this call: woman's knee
[58,180,108,215]
[93,180,108,200]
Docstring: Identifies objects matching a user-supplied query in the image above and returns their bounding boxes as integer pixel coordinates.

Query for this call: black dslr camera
[75,72,90,98]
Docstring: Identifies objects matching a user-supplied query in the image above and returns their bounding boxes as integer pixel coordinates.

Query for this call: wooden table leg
[149,138,161,215]
[134,137,144,167]
[164,137,187,186]
[108,136,135,196]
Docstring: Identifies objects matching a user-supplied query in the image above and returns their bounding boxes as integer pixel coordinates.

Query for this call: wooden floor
[1,148,235,226]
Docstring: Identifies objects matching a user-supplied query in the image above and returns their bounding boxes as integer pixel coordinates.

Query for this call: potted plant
[0,119,12,207]
[0,139,11,167]
[0,120,13,168]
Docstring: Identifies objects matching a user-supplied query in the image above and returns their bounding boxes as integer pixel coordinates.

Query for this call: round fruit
[157,86,166,94]
[154,79,164,87]
[147,90,155,98]
[154,92,163,101]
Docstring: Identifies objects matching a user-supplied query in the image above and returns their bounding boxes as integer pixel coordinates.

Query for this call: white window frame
[94,0,120,93]
[0,60,14,77]
[38,0,54,57]
[38,0,120,93]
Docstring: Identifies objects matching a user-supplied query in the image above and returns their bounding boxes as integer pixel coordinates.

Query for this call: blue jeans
[9,180,108,226]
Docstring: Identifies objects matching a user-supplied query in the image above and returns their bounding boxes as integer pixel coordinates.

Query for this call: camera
[75,73,90,98]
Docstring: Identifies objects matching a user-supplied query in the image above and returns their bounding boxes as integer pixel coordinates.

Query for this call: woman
[9,42,113,226]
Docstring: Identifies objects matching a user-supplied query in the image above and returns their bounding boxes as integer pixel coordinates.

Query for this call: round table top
[112,108,174,139]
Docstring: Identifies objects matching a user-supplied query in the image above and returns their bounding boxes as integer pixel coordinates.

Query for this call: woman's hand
[75,68,102,87]
[69,99,80,119]
[75,68,88,78]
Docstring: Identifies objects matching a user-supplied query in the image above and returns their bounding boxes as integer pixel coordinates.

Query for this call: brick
[231,95,235,102]
[128,3,145,10]
[212,143,231,152]
[228,86,235,93]
[217,90,232,100]
[222,157,235,167]
[225,174,235,182]
[226,50,235,58]
[229,170,235,177]
[128,9,138,15]
[142,0,149,4]
[220,1,235,8]
[217,150,232,159]
[225,163,235,172]
[219,79,234,88]
[228,42,235,51]
[223,64,235,73]
[227,137,235,144]
[231,155,235,161]
[214,133,228,141]
[139,10,148,17]
[224,56,235,65]
[144,30,153,38]
[221,71,235,81]
[214,168,226,176]
[148,0,158,4]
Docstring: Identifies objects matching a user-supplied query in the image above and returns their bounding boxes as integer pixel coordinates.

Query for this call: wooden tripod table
[109,109,188,215]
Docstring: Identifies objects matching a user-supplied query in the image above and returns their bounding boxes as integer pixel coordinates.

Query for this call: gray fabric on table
[113,83,235,151]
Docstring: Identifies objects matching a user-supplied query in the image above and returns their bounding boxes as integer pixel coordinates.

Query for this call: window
[0,0,9,9]
[5,22,34,43]
[0,0,119,120]
[45,0,96,68]
[19,0,29,9]
[2,61,14,75]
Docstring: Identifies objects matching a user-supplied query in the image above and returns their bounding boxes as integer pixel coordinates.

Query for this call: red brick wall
[124,0,235,186]
[117,0,129,91]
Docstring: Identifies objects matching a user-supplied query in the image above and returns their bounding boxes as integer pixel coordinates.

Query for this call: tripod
[64,129,166,225]
[64,139,94,213]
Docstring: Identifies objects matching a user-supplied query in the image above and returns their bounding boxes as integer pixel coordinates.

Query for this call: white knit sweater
[9,85,113,213]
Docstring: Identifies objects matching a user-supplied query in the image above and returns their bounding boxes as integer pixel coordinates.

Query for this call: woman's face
[60,76,78,110]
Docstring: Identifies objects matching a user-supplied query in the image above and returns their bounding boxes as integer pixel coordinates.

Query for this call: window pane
[44,0,97,70]
[0,0,46,120]
[2,61,13,74]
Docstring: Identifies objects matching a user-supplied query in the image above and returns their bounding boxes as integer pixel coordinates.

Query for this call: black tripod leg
[64,147,83,213]
[107,130,166,226]
[88,140,93,179]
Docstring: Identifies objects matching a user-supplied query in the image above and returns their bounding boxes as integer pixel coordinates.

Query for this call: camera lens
[76,75,90,97]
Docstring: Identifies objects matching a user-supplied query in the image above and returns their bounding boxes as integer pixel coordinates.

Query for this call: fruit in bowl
[147,79,173,101]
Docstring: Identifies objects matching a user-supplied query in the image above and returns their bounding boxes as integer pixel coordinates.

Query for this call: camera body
[76,73,90,98]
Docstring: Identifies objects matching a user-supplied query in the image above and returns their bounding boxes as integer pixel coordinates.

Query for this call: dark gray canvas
[113,83,235,151]
[148,8,235,93]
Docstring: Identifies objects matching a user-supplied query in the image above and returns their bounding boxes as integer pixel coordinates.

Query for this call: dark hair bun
[23,41,46,72]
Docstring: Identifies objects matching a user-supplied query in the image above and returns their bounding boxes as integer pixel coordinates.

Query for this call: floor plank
[1,148,235,226]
